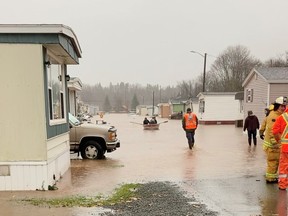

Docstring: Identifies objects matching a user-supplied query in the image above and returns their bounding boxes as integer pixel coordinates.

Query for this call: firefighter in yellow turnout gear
[260,96,287,183]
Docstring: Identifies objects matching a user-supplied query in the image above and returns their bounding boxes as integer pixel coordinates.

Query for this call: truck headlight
[108,132,116,141]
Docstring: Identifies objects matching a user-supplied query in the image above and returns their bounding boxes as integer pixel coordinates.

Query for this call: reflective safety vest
[281,113,288,153]
[184,113,197,129]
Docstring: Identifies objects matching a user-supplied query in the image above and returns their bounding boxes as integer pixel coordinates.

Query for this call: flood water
[0,113,286,215]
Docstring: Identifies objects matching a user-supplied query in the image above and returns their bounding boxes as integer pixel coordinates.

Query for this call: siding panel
[244,73,268,124]
[270,84,288,103]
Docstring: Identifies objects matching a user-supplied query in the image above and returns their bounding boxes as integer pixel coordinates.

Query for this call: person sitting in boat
[143,117,149,125]
[150,116,157,124]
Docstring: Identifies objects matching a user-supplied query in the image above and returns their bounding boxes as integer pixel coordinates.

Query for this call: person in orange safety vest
[273,102,288,190]
[182,108,198,149]
[263,96,287,183]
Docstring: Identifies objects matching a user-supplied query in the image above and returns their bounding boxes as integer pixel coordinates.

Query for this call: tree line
[78,45,288,112]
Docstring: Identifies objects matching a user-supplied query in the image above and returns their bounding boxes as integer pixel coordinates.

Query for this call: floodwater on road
[0,113,286,215]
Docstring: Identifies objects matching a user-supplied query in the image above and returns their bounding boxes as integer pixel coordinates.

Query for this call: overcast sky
[1,0,288,87]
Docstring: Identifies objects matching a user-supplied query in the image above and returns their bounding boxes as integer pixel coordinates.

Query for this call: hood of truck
[70,122,117,142]
[77,122,116,132]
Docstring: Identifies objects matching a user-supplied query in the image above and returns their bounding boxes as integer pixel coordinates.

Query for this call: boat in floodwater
[143,123,160,130]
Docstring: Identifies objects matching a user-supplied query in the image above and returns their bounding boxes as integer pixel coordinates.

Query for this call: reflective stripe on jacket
[281,113,288,152]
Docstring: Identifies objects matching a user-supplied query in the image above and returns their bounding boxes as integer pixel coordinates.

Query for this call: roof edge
[0,24,82,58]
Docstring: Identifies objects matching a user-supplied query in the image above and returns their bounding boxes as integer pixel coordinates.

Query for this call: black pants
[248,130,257,145]
[185,130,195,145]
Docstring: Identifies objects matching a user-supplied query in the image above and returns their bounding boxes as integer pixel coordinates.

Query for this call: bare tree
[264,52,288,67]
[209,45,261,92]
[176,79,202,99]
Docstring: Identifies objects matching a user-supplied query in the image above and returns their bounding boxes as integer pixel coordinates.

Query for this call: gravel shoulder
[100,181,218,216]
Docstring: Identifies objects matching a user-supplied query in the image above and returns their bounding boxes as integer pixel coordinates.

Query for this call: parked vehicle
[169,112,183,119]
[76,113,91,122]
[69,113,120,159]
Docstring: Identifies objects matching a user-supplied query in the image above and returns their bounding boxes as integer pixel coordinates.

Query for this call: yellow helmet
[269,104,274,111]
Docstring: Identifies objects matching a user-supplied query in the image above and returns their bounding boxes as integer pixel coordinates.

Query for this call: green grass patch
[22,183,140,208]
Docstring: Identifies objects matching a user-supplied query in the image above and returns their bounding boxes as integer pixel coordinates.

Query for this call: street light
[190,51,207,92]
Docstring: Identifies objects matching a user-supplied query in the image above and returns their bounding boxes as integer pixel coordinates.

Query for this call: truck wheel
[81,141,104,159]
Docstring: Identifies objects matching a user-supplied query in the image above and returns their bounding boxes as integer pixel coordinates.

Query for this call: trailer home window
[199,100,205,113]
[246,89,253,103]
[47,64,65,123]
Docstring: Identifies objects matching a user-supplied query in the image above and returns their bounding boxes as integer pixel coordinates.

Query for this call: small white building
[136,105,158,116]
[0,24,82,190]
[68,77,82,116]
[197,92,241,125]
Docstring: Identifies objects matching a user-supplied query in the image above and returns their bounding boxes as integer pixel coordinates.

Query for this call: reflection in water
[276,190,287,215]
[260,184,287,215]
[183,150,195,180]
[247,145,257,158]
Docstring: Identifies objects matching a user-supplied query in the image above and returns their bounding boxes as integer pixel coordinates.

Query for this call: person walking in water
[243,110,260,146]
[182,108,198,149]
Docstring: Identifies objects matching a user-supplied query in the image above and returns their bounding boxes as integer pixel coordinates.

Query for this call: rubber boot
[188,141,192,149]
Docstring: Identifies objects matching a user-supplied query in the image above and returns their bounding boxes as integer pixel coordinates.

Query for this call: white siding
[192,101,199,117]
[0,150,69,191]
[244,72,268,124]
[69,90,76,115]
[200,94,239,121]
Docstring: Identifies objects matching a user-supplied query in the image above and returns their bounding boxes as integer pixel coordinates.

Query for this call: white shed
[0,24,82,190]
[196,92,241,125]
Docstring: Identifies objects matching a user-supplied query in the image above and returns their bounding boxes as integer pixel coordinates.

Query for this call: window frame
[46,55,67,126]
[199,99,205,113]
[246,89,253,103]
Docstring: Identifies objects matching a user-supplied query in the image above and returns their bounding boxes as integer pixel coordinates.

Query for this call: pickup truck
[69,113,120,159]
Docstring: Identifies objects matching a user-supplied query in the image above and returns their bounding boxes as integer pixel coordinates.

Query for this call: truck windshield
[69,113,81,126]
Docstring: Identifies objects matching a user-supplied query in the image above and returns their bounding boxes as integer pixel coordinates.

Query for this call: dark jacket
[143,119,149,125]
[243,115,260,131]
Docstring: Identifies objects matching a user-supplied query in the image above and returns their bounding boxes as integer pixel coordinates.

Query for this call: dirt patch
[100,181,218,216]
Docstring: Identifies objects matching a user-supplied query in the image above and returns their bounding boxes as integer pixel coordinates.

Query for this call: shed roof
[235,91,244,100]
[242,67,288,87]
[196,92,237,98]
[68,77,83,91]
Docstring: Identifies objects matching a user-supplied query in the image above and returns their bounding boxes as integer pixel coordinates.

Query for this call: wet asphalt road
[0,113,286,215]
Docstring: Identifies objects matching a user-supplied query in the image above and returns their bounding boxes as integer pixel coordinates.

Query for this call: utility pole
[203,53,207,92]
[190,51,207,92]
[152,91,155,116]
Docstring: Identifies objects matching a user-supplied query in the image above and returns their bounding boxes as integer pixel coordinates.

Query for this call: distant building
[242,67,288,124]
[169,98,192,114]
[68,77,82,116]
[158,103,170,118]
[136,105,158,116]
[196,92,240,125]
